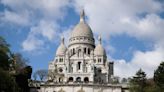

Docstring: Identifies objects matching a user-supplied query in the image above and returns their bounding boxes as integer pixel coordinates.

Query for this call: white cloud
[114,59,136,78]
[114,47,164,78]
[22,20,60,53]
[22,36,44,52]
[0,10,30,26]
[31,20,59,41]
[121,14,164,42]
[1,0,70,20]
[132,48,164,69]
[1,0,71,53]
[28,0,70,19]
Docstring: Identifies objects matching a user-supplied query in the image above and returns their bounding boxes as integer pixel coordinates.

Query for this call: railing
[29,80,129,89]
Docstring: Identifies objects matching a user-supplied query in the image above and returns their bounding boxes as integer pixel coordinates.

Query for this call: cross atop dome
[80,9,85,22]
[98,35,102,44]
[61,36,65,44]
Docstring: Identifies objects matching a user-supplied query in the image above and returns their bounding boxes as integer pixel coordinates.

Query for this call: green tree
[144,78,160,92]
[121,78,128,83]
[0,37,11,70]
[11,53,28,72]
[0,68,20,92]
[130,69,147,92]
[0,37,19,92]
[0,36,32,92]
[154,61,164,90]
[15,66,32,92]
[112,76,120,84]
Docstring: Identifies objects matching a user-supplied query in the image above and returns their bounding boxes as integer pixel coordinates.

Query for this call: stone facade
[40,84,126,92]
[48,10,113,84]
[31,10,129,92]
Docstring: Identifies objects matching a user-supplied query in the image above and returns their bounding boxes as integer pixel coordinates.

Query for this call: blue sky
[0,0,164,78]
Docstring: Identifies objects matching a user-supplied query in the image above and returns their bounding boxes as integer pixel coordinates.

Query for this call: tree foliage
[121,78,128,83]
[15,66,32,92]
[154,61,164,90]
[112,76,120,84]
[11,53,29,71]
[0,36,32,92]
[0,37,11,70]
[0,68,19,92]
[130,69,147,92]
[34,69,48,81]
[129,66,164,92]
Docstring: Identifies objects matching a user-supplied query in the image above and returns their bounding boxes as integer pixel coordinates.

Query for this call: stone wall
[31,83,129,92]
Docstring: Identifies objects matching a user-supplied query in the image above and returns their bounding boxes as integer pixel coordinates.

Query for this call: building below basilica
[29,10,129,92]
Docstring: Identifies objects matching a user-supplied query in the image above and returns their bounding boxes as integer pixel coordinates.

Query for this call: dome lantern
[61,36,64,44]
[98,35,102,44]
[80,9,85,22]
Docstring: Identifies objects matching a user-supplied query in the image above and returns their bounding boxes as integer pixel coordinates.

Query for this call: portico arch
[84,77,89,83]
[68,77,73,82]
[76,77,81,82]
[59,77,63,83]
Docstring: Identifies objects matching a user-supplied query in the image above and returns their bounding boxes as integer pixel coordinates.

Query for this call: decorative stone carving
[77,87,85,92]
[58,88,65,92]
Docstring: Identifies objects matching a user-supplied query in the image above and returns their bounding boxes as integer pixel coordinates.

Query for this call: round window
[59,68,63,72]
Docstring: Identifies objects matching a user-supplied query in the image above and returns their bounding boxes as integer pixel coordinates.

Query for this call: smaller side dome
[94,44,106,56]
[56,37,67,56]
[94,36,106,56]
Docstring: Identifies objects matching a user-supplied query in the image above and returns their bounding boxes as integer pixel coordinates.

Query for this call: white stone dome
[94,36,106,56]
[94,44,106,56]
[70,21,93,38]
[69,10,95,46]
[56,37,67,56]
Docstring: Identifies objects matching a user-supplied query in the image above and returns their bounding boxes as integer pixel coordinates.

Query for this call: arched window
[59,58,64,62]
[68,77,73,82]
[76,77,81,82]
[59,77,63,82]
[78,62,81,70]
[98,58,101,63]
[73,48,75,54]
[84,77,89,83]
[84,48,86,54]
[77,49,81,57]
[98,68,101,73]
[88,48,90,54]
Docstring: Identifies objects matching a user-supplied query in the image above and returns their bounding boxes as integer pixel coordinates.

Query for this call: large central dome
[70,20,93,38]
[69,10,95,47]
